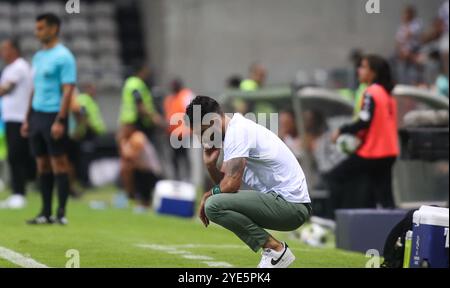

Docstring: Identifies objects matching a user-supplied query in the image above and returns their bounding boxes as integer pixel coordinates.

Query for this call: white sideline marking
[203,261,233,267]
[0,246,49,268]
[182,255,213,260]
[136,244,233,267]
[167,250,191,255]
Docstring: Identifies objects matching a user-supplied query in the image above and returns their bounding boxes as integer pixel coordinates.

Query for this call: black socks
[39,173,54,218]
[39,173,70,218]
[55,173,70,218]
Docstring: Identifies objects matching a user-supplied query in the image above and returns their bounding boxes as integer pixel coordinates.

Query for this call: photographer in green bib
[69,83,106,188]
[119,63,163,141]
[118,62,164,201]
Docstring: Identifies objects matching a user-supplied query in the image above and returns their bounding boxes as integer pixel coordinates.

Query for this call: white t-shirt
[0,58,33,122]
[223,113,310,203]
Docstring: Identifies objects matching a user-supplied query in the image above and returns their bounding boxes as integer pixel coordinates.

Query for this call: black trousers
[324,154,396,218]
[67,136,95,187]
[5,122,35,195]
[171,146,190,180]
[134,170,159,205]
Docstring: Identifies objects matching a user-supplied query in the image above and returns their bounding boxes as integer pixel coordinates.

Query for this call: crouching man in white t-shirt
[185,96,312,268]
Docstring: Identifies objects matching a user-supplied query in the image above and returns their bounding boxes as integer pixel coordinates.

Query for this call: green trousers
[204,191,311,252]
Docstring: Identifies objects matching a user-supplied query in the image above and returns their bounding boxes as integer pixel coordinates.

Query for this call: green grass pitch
[0,186,367,268]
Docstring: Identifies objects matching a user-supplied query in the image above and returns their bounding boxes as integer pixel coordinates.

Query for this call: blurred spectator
[394,5,424,85]
[70,83,106,141]
[240,62,267,91]
[119,62,163,141]
[163,78,193,180]
[118,62,163,198]
[435,69,449,97]
[68,83,106,187]
[419,19,444,87]
[428,50,449,97]
[0,39,34,209]
[231,63,267,114]
[226,75,243,90]
[438,0,449,77]
[349,49,364,90]
[327,55,399,213]
[303,109,327,154]
[349,49,369,119]
[119,124,162,212]
[279,109,302,159]
[422,1,449,91]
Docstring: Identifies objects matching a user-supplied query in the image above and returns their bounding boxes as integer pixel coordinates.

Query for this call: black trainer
[52,216,69,225]
[26,215,54,225]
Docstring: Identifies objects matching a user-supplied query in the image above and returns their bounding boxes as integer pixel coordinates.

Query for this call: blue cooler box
[153,180,196,218]
[410,206,449,268]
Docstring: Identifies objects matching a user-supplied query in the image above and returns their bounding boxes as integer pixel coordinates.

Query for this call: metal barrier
[392,85,449,209]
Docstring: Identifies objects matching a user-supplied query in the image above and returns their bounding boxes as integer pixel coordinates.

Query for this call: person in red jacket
[163,78,194,180]
[327,55,399,213]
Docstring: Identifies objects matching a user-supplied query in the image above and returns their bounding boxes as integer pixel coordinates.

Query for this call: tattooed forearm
[225,158,246,179]
[218,158,246,193]
[207,164,224,184]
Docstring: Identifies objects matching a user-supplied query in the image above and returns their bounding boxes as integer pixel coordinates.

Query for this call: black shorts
[29,110,68,157]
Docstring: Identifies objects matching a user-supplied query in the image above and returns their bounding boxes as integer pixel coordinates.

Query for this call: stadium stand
[0,0,146,91]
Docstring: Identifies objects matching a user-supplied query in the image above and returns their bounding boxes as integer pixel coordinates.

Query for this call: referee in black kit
[21,13,77,225]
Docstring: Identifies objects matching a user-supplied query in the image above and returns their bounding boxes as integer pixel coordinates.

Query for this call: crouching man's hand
[203,148,220,167]
[198,191,212,227]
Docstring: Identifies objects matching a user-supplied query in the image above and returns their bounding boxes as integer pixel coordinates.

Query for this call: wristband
[56,117,67,125]
[212,184,221,195]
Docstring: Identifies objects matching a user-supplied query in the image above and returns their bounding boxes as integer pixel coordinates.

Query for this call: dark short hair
[130,60,149,75]
[280,108,296,118]
[404,5,417,18]
[4,38,21,54]
[227,75,242,89]
[364,54,395,93]
[185,96,223,128]
[36,13,61,34]
[170,78,184,93]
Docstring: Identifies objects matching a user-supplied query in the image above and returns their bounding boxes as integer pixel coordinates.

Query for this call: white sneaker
[0,195,26,209]
[257,242,295,268]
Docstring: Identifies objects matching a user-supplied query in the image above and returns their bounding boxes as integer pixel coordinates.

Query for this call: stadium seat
[17,19,36,36]
[96,36,121,55]
[0,2,14,18]
[77,55,97,75]
[17,2,38,19]
[91,2,116,17]
[67,18,90,36]
[98,72,123,90]
[98,55,122,73]
[70,36,94,55]
[20,37,40,56]
[78,73,98,86]
[41,1,66,18]
[92,17,117,36]
[0,20,14,38]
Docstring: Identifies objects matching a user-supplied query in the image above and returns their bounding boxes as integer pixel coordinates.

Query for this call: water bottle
[113,192,129,209]
[89,200,107,210]
[403,230,413,268]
